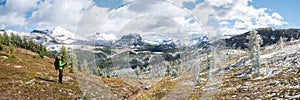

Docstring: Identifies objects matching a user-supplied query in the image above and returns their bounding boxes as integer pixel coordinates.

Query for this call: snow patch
[96,33,117,41]
[0,30,29,37]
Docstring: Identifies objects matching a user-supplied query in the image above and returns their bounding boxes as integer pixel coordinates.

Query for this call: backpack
[54,56,60,70]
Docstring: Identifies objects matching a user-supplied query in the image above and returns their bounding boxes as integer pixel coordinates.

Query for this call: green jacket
[58,59,65,70]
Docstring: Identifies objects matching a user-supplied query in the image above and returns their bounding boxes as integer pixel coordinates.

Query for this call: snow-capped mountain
[113,34,142,47]
[222,28,300,49]
[194,36,209,48]
[29,26,80,51]
[94,33,118,46]
[112,33,178,50]
[49,26,75,44]
[30,30,54,45]
[30,26,77,45]
[0,30,30,37]
[0,26,117,51]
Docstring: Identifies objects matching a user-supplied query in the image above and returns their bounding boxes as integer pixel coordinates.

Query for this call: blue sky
[251,0,300,28]
[0,0,299,34]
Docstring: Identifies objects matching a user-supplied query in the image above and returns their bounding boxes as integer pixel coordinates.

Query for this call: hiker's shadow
[35,76,56,83]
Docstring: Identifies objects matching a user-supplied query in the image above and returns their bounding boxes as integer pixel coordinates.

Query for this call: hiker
[54,55,67,84]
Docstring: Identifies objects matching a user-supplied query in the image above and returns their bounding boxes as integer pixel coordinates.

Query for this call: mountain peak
[49,26,75,44]
[52,26,71,33]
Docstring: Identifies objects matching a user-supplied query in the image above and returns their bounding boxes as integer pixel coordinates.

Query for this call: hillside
[0,46,143,99]
[0,46,82,99]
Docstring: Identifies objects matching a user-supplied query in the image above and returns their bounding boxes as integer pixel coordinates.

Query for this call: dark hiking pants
[59,69,63,84]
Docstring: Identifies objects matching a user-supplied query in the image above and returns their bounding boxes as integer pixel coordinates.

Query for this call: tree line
[0,31,49,58]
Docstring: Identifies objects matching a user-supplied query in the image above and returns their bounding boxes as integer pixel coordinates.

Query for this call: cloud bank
[0,0,287,37]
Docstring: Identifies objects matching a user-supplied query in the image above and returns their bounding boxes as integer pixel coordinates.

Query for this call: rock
[26,79,36,85]
[0,56,8,59]
[14,65,23,68]
[63,76,73,82]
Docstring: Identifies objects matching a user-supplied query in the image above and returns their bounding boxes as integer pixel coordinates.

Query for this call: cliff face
[224,28,300,49]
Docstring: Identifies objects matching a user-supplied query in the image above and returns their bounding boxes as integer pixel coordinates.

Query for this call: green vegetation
[8,44,16,59]
[96,58,113,77]
[3,32,10,45]
[138,77,177,99]
[68,51,79,73]
[0,35,3,51]
[0,31,50,58]
[95,47,114,55]
[82,59,90,74]
[0,43,3,51]
[61,45,68,59]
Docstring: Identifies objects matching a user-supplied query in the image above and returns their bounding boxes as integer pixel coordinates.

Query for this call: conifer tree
[28,39,36,52]
[82,59,90,74]
[10,33,17,46]
[61,45,68,60]
[8,44,16,59]
[0,35,3,51]
[22,37,29,49]
[0,34,3,45]
[68,51,78,73]
[3,32,10,45]
[0,43,3,51]
[38,44,48,58]
[16,35,22,48]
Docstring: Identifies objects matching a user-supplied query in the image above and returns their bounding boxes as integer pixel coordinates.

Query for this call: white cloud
[255,13,287,27]
[120,15,180,34]
[272,12,284,20]
[96,33,117,41]
[0,13,26,26]
[0,0,38,28]
[123,0,197,8]
[219,21,230,25]
[101,0,205,37]
[76,6,109,37]
[192,0,287,35]
[206,0,235,7]
[97,0,207,43]
[2,0,38,13]
[0,0,288,38]
[29,0,93,32]
[167,0,197,7]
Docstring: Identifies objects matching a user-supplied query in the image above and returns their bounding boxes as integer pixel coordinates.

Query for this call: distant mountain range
[1,27,300,52]
[222,28,300,49]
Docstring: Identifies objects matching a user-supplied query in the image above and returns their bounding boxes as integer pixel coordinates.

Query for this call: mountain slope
[0,46,82,99]
[223,28,300,49]
[0,46,143,99]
